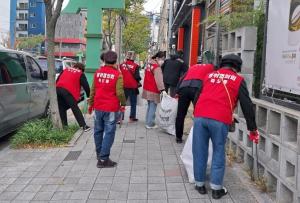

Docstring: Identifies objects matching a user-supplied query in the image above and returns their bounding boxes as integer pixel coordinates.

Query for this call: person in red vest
[142,51,166,129]
[120,51,141,122]
[56,62,90,131]
[175,61,215,143]
[88,51,126,168]
[193,54,259,199]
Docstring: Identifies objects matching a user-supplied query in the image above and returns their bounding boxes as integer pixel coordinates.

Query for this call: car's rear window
[37,58,63,73]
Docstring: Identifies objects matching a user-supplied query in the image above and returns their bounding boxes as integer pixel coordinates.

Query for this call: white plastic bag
[180,127,213,183]
[157,94,178,135]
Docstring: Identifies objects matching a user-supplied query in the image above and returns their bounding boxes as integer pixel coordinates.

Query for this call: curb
[66,128,84,147]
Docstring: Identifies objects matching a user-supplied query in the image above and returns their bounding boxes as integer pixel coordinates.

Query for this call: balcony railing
[16,17,28,20]
[16,27,28,31]
[17,6,28,10]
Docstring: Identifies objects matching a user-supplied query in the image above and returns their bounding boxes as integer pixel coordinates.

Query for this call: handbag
[217,71,237,132]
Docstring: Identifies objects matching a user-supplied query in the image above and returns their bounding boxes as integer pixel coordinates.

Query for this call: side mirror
[43,71,48,80]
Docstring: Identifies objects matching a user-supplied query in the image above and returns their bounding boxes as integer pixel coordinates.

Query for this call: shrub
[11,119,79,149]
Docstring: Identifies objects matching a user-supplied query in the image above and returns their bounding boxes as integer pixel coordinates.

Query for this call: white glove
[161,90,168,97]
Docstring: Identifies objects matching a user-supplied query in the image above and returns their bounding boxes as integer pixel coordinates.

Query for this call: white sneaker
[145,125,158,129]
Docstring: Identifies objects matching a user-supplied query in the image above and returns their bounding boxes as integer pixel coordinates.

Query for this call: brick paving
[0,104,272,202]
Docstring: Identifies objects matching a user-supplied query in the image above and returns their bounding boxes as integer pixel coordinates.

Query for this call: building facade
[10,0,45,48]
[52,13,87,59]
[171,0,206,66]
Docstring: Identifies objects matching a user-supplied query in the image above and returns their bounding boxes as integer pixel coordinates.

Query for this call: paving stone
[70,191,90,200]
[168,199,190,203]
[111,183,129,192]
[0,191,19,200]
[167,190,188,199]
[88,190,109,199]
[63,177,80,184]
[148,184,166,191]
[128,191,147,200]
[147,191,167,200]
[95,176,114,184]
[33,191,55,200]
[108,191,128,200]
[5,184,26,192]
[39,184,59,192]
[147,177,165,184]
[92,183,111,191]
[23,185,42,192]
[56,184,75,192]
[127,200,147,203]
[12,177,32,185]
[14,192,36,201]
[129,184,147,192]
[51,191,72,200]
[74,183,94,191]
[130,176,147,184]
[113,177,130,184]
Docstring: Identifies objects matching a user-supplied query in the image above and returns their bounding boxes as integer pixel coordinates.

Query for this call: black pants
[175,87,198,140]
[57,87,86,127]
[164,83,177,97]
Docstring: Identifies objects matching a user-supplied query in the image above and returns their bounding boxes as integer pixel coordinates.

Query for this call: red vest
[183,64,214,81]
[143,63,160,94]
[93,66,121,112]
[56,67,82,101]
[194,68,244,124]
[120,60,139,88]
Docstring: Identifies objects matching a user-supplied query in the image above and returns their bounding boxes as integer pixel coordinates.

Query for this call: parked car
[0,48,49,137]
[36,56,76,77]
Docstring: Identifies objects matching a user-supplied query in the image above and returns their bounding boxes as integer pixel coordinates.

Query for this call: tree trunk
[47,23,63,129]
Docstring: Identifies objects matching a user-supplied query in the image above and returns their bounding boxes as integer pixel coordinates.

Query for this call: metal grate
[63,151,82,161]
[123,139,135,143]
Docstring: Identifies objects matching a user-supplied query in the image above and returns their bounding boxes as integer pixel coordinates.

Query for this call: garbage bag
[157,94,178,135]
[180,127,213,183]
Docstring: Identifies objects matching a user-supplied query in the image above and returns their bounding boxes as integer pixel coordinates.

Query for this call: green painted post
[63,0,125,84]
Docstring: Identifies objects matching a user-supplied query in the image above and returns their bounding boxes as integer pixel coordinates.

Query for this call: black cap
[220,54,242,72]
[104,51,118,64]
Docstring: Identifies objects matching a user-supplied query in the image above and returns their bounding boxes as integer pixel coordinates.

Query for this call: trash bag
[180,127,213,183]
[157,94,178,135]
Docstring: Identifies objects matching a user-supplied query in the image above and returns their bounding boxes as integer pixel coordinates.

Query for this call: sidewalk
[0,103,272,202]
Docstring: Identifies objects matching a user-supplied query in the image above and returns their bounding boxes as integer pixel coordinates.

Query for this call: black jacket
[161,55,188,86]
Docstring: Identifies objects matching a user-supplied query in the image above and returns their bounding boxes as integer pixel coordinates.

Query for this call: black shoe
[212,187,228,199]
[129,118,139,122]
[83,125,91,132]
[195,185,207,194]
[176,138,183,143]
[96,158,117,168]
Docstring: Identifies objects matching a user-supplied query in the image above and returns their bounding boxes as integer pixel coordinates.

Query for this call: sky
[0,0,10,38]
[0,0,162,39]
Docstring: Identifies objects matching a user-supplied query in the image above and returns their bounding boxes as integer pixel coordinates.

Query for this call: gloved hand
[249,130,260,144]
[120,106,126,113]
[174,94,179,99]
[88,106,94,115]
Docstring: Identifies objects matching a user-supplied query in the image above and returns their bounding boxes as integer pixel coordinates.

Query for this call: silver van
[0,48,49,137]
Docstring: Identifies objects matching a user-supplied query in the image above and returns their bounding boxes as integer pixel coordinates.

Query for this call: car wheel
[43,103,51,118]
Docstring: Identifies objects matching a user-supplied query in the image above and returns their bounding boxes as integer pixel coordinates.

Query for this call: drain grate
[63,151,82,161]
[123,139,135,143]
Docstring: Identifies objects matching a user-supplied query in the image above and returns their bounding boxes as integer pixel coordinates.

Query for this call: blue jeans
[93,110,117,160]
[145,100,157,127]
[193,117,229,190]
[125,89,137,119]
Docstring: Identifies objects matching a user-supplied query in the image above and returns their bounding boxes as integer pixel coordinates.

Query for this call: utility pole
[168,0,174,55]
[115,15,122,64]
[214,0,221,66]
